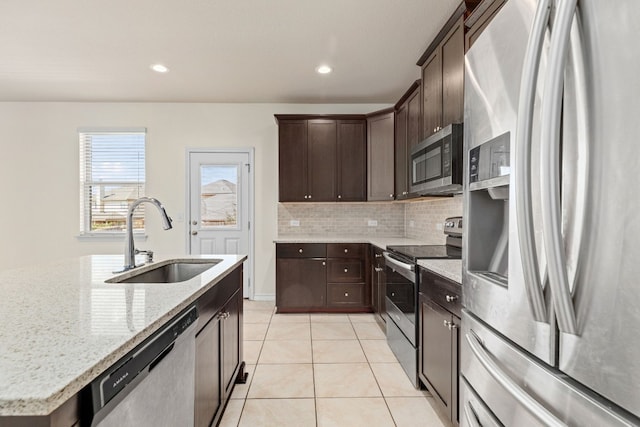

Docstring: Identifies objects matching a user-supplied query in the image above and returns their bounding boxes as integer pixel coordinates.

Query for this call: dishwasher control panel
[87,305,198,412]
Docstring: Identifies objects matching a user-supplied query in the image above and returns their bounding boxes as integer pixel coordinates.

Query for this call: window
[79,129,146,235]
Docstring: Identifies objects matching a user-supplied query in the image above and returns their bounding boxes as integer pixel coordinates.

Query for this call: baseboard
[249,294,275,301]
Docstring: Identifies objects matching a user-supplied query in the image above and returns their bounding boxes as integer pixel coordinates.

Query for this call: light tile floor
[219,299,448,427]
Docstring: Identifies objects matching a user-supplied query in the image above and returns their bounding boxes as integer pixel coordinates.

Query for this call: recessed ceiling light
[316,65,332,74]
[151,64,169,73]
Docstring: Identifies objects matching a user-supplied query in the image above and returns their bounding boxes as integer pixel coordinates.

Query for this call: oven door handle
[383,252,415,274]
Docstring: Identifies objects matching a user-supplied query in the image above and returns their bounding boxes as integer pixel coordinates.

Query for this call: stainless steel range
[384,217,462,387]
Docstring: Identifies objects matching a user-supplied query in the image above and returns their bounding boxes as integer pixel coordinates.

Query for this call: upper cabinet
[367,109,396,201]
[337,120,367,201]
[418,6,466,139]
[278,120,307,202]
[276,115,367,203]
[395,81,421,200]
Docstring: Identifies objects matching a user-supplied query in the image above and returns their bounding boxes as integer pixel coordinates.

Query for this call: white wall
[0,102,389,298]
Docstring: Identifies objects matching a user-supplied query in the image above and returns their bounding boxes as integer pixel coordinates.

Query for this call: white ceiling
[0,0,461,103]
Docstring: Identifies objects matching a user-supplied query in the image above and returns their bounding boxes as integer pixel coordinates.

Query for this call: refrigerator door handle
[515,0,553,323]
[466,332,567,427]
[539,0,579,335]
[463,402,482,427]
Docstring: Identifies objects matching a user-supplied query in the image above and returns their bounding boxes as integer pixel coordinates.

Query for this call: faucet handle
[135,249,154,263]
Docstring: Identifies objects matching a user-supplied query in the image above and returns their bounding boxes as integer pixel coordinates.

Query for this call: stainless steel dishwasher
[86,305,198,427]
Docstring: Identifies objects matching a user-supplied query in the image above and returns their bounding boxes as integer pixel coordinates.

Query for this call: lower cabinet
[419,267,461,426]
[276,243,370,312]
[276,258,327,309]
[195,272,244,427]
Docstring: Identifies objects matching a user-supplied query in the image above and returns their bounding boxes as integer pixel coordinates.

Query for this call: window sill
[76,233,148,241]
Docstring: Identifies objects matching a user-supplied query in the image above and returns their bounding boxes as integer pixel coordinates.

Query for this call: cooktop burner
[386,244,462,261]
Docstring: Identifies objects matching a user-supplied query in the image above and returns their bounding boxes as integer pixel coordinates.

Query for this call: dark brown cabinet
[276,258,327,309]
[395,81,421,199]
[418,267,461,426]
[420,15,465,139]
[276,115,366,203]
[195,267,244,427]
[307,120,337,202]
[278,120,307,202]
[367,109,396,201]
[337,120,367,201]
[276,243,327,310]
[327,243,367,308]
[276,243,370,312]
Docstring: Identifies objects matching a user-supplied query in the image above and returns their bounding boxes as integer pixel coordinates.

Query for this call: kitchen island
[0,254,246,426]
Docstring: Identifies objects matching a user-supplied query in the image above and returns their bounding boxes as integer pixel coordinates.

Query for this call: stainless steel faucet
[121,197,173,271]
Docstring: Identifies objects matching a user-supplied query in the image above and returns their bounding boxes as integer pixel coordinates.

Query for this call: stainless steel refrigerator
[462,0,640,425]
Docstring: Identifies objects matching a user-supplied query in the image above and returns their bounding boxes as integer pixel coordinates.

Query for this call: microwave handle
[514,0,551,323]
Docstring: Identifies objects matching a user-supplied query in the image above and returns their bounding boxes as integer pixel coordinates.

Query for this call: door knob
[191,231,198,236]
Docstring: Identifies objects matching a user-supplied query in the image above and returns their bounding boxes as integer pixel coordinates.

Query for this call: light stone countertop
[274,235,439,249]
[0,254,246,416]
[417,259,462,284]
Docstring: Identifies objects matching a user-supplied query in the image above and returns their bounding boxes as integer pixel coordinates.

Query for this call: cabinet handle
[445,295,458,303]
[391,292,396,297]
[344,292,349,297]
[308,195,312,199]
[374,267,383,272]
[304,195,308,199]
[191,231,198,236]
[299,248,303,253]
[444,320,450,328]
[389,194,394,198]
[375,253,383,258]
[344,268,348,273]
[448,322,458,330]
[322,261,326,266]
[344,248,348,253]
[338,195,342,199]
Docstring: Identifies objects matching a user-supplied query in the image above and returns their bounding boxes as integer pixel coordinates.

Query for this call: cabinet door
[308,120,337,202]
[395,104,408,199]
[195,316,221,427]
[276,258,326,309]
[420,298,453,417]
[337,120,366,201]
[367,111,395,201]
[422,50,443,138]
[407,87,422,151]
[222,291,240,397]
[278,120,307,202]
[441,16,465,126]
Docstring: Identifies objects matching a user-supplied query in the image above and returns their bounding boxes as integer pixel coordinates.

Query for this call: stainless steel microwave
[410,123,463,195]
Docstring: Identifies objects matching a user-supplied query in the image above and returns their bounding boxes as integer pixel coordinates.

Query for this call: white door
[187,150,252,297]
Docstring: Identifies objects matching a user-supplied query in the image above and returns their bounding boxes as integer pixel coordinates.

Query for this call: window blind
[79,129,146,234]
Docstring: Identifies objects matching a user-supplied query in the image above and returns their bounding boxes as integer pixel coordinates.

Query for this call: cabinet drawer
[419,267,461,317]
[277,243,326,258]
[327,283,364,306]
[327,243,366,258]
[327,259,365,282]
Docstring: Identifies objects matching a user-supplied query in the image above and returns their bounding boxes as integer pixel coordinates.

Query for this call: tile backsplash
[278,195,462,242]
[404,195,463,244]
[278,202,404,236]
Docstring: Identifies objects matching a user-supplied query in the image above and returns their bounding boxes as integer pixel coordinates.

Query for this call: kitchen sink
[107,259,221,283]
